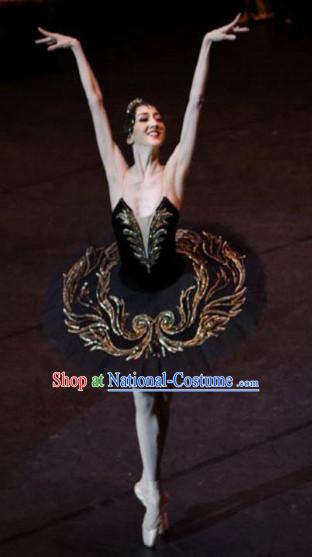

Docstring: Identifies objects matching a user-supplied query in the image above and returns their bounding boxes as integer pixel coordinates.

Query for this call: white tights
[133,390,172,485]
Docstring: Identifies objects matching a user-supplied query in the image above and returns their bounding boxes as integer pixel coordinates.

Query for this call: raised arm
[35,28,128,205]
[167,14,248,199]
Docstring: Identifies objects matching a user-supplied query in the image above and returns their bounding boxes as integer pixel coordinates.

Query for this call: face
[129,105,166,147]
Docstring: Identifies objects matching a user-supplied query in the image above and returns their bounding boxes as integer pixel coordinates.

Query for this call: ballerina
[36,14,249,547]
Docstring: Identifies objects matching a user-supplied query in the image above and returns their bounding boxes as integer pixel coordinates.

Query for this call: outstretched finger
[219,13,241,33]
[47,44,59,52]
[224,34,237,41]
[37,26,55,37]
[35,37,53,44]
[233,26,249,33]
[227,13,242,29]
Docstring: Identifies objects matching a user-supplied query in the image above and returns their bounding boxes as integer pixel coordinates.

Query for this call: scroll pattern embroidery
[63,230,247,361]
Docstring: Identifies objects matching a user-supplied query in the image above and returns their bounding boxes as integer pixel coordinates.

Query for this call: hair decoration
[126,98,144,114]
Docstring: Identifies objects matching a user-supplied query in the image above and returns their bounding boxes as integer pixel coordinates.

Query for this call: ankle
[139,475,161,487]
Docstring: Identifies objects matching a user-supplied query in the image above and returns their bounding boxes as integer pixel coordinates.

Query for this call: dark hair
[123,97,157,139]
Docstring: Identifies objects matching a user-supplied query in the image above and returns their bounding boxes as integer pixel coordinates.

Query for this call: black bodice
[111,196,185,291]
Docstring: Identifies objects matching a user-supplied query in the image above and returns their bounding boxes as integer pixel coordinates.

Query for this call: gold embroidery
[116,204,172,272]
[63,229,247,361]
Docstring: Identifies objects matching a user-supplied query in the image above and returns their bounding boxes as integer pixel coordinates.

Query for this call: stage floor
[1,17,312,556]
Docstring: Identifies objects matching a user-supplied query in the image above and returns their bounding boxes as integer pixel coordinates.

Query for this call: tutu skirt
[43,225,266,379]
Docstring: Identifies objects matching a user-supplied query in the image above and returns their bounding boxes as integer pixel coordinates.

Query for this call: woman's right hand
[35,27,79,51]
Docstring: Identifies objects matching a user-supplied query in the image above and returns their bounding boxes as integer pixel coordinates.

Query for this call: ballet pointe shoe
[142,481,162,547]
[134,480,169,547]
[134,479,169,533]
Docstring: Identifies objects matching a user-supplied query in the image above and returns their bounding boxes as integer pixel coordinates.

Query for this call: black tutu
[43,219,266,380]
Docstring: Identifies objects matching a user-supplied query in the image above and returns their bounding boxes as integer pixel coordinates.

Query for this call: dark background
[1,1,312,556]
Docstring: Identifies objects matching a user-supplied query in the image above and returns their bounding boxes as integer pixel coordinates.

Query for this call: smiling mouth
[148,131,161,137]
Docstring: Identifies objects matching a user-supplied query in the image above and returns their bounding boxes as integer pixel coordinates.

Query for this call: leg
[132,390,172,546]
[133,391,172,484]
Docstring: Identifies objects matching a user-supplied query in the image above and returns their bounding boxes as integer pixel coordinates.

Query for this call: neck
[132,145,161,178]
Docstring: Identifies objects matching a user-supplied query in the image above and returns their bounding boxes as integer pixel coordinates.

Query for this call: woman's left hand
[204,13,249,42]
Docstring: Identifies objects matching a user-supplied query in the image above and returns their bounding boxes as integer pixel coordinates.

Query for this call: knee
[133,392,155,416]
